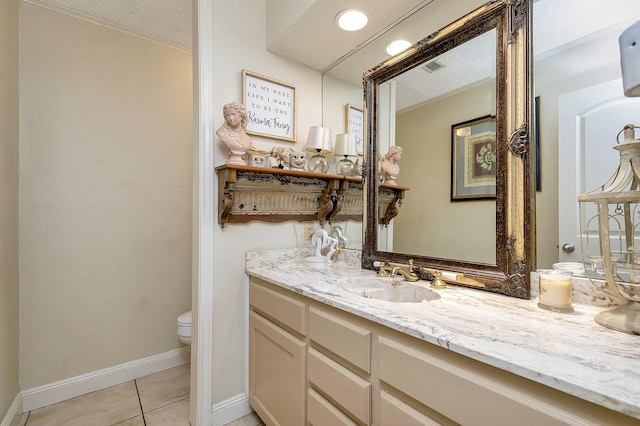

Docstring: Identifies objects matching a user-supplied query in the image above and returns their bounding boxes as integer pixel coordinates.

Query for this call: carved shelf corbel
[378,186,407,226]
[215,165,408,227]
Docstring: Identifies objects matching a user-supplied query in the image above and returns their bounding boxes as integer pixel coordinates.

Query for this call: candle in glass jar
[538,270,573,312]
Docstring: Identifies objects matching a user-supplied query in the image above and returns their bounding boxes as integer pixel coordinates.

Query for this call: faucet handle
[374,261,391,277]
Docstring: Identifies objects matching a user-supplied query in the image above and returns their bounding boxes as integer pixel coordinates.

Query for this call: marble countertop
[245,248,640,420]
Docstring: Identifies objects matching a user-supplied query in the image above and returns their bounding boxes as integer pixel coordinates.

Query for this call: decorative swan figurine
[324,236,340,262]
[311,229,328,258]
[305,228,339,264]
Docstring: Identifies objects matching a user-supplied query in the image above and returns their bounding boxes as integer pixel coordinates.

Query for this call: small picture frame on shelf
[242,70,297,142]
[345,103,364,155]
[451,115,497,200]
[249,153,268,168]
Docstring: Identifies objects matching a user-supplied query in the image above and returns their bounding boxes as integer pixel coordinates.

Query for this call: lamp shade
[620,19,640,97]
[333,133,357,157]
[306,126,332,153]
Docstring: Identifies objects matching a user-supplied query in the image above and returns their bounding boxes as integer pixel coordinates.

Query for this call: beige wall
[19,3,193,388]
[210,0,322,402]
[0,0,20,417]
[394,81,496,264]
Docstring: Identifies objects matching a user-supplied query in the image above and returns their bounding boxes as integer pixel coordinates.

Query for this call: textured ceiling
[533,0,640,59]
[333,0,640,111]
[30,0,640,65]
[32,0,192,49]
[394,30,496,111]
[29,0,640,110]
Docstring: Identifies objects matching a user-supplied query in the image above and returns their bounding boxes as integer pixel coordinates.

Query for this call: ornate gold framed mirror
[362,0,534,298]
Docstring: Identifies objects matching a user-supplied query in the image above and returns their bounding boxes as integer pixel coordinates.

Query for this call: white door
[558,79,640,262]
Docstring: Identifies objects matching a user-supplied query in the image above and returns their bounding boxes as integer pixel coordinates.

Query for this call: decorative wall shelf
[215,165,408,227]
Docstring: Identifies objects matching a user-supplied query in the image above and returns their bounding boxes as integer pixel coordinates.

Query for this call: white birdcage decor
[578,124,640,334]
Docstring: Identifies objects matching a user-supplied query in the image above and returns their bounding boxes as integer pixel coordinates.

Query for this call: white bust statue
[379,146,403,185]
[216,102,255,165]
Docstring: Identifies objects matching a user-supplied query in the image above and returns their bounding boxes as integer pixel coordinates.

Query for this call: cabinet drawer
[308,307,371,373]
[378,336,573,426]
[308,348,371,425]
[380,391,442,426]
[250,280,306,335]
[308,388,358,426]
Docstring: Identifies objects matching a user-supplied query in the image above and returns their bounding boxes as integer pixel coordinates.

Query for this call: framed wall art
[242,70,297,142]
[451,115,497,200]
[345,103,364,155]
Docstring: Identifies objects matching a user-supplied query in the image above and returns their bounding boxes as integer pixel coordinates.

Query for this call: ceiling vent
[423,60,445,73]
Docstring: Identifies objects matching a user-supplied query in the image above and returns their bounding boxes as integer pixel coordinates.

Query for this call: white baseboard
[22,346,190,412]
[212,393,252,426]
[1,393,23,426]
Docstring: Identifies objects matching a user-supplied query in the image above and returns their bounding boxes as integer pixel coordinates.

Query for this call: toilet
[177,311,192,345]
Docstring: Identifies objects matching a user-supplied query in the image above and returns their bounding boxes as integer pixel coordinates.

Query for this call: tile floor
[11,364,264,426]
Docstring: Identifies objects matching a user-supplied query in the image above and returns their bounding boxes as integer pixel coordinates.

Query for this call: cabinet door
[250,311,306,426]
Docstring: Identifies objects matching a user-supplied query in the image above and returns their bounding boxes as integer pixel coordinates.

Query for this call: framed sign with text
[242,70,297,142]
[345,104,364,155]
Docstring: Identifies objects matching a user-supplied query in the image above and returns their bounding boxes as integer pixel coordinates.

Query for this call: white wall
[534,38,622,268]
[322,75,363,139]
[19,3,193,389]
[209,0,323,403]
[0,0,20,418]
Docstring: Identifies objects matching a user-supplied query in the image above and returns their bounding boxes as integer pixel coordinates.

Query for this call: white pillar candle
[538,270,573,312]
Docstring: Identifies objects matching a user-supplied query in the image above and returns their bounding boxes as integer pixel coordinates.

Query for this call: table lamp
[333,133,358,175]
[306,126,332,173]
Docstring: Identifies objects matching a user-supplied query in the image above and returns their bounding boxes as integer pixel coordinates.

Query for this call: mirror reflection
[322,0,640,275]
[375,28,497,264]
[361,0,531,298]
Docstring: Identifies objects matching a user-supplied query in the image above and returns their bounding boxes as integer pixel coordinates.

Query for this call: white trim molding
[0,393,23,426]
[212,393,252,426]
[191,0,215,425]
[21,347,190,412]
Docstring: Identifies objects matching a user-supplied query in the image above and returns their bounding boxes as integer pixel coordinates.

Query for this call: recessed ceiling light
[336,9,369,32]
[386,40,412,56]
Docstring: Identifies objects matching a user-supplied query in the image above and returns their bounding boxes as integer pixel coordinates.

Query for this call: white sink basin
[336,277,441,303]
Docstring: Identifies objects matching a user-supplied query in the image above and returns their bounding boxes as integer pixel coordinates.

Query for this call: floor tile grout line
[142,395,190,416]
[133,379,147,426]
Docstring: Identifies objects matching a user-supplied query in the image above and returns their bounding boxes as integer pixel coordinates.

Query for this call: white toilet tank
[177,310,192,345]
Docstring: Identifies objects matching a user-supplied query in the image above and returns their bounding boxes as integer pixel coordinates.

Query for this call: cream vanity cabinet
[248,278,637,426]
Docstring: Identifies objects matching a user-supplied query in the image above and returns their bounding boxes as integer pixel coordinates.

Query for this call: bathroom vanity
[246,249,640,426]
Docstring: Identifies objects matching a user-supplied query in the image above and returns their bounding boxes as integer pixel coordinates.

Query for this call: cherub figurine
[268,146,290,169]
[289,148,307,170]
